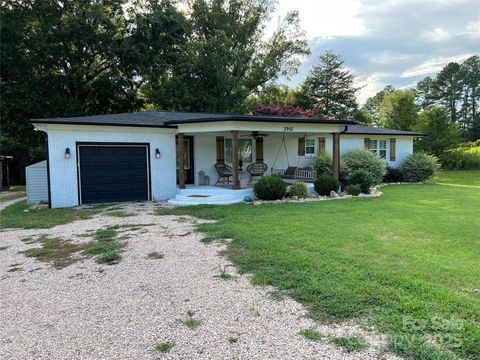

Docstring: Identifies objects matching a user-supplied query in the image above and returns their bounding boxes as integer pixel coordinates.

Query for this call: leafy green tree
[413,56,480,140]
[362,85,395,126]
[352,108,374,125]
[460,56,480,140]
[1,0,143,182]
[143,0,310,113]
[434,62,463,124]
[414,108,462,156]
[379,89,419,130]
[415,77,436,110]
[243,83,300,113]
[302,51,360,119]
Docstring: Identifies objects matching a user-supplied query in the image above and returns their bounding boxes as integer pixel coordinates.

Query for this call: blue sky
[268,0,480,104]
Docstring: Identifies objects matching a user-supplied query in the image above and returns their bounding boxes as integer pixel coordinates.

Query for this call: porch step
[168,185,254,206]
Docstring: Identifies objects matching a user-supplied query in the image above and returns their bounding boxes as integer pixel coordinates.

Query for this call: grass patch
[105,210,134,218]
[299,328,323,341]
[387,334,456,360]
[20,226,125,268]
[330,335,368,353]
[185,313,201,329]
[200,236,218,244]
[99,249,121,263]
[147,251,164,260]
[1,193,25,202]
[153,171,480,359]
[214,265,233,280]
[94,227,118,242]
[434,170,480,188]
[20,235,93,269]
[154,342,175,353]
[21,237,36,244]
[0,201,101,229]
[0,246,9,251]
[85,227,123,264]
[228,336,239,344]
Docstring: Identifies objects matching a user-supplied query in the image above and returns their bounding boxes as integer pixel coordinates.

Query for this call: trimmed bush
[342,149,386,184]
[383,167,405,183]
[253,175,287,200]
[401,152,440,182]
[314,152,333,176]
[289,182,308,198]
[345,184,362,196]
[347,169,374,193]
[314,175,340,196]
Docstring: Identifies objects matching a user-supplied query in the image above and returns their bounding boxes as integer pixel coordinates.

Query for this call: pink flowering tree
[252,102,336,120]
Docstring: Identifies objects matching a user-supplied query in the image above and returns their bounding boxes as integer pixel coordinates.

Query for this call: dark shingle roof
[31,111,424,136]
[31,110,355,127]
[344,124,424,136]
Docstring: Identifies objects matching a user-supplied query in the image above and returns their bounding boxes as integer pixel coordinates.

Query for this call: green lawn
[0,201,101,229]
[434,170,480,188]
[155,171,480,359]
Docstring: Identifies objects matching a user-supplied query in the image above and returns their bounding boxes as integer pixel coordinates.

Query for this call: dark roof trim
[344,131,425,136]
[343,124,425,136]
[31,120,172,129]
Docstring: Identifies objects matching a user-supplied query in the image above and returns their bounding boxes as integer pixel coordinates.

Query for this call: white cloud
[401,54,474,77]
[465,21,480,39]
[369,51,417,65]
[354,72,391,105]
[266,0,367,39]
[420,27,452,42]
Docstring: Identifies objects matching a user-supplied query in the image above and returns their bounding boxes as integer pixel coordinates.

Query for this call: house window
[369,139,387,159]
[225,138,253,163]
[305,138,316,157]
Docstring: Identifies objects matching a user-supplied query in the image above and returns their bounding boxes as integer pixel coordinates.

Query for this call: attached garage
[77,144,150,204]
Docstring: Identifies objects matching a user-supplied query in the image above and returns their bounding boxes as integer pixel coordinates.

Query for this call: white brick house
[31,111,423,207]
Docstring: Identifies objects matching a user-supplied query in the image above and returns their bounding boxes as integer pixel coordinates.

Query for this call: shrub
[383,167,405,183]
[314,175,340,196]
[314,152,332,176]
[253,175,287,200]
[441,141,480,170]
[347,169,374,193]
[401,152,440,182]
[339,160,349,186]
[345,184,362,196]
[342,149,386,184]
[289,182,308,198]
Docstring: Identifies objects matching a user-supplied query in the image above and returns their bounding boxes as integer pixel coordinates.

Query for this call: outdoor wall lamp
[65,147,71,159]
[155,148,161,159]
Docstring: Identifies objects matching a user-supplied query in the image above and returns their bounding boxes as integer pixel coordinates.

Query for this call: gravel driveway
[0,203,397,359]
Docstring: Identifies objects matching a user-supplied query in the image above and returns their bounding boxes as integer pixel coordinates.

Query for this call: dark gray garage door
[78,145,149,204]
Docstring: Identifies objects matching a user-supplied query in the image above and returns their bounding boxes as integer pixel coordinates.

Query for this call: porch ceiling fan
[240,131,269,138]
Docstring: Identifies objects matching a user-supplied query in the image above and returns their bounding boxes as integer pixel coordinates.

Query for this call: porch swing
[270,133,317,182]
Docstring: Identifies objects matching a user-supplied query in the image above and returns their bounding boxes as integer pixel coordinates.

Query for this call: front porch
[171,120,343,205]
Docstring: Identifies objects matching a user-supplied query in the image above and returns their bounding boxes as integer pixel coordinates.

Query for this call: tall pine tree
[302,51,360,119]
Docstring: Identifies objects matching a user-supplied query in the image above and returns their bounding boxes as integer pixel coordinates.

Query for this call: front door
[176,135,194,184]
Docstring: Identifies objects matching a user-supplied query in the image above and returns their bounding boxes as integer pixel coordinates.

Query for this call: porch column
[231,130,240,189]
[177,132,186,189]
[332,132,340,180]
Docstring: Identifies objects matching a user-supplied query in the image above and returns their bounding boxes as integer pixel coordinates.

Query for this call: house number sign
[283,126,294,132]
